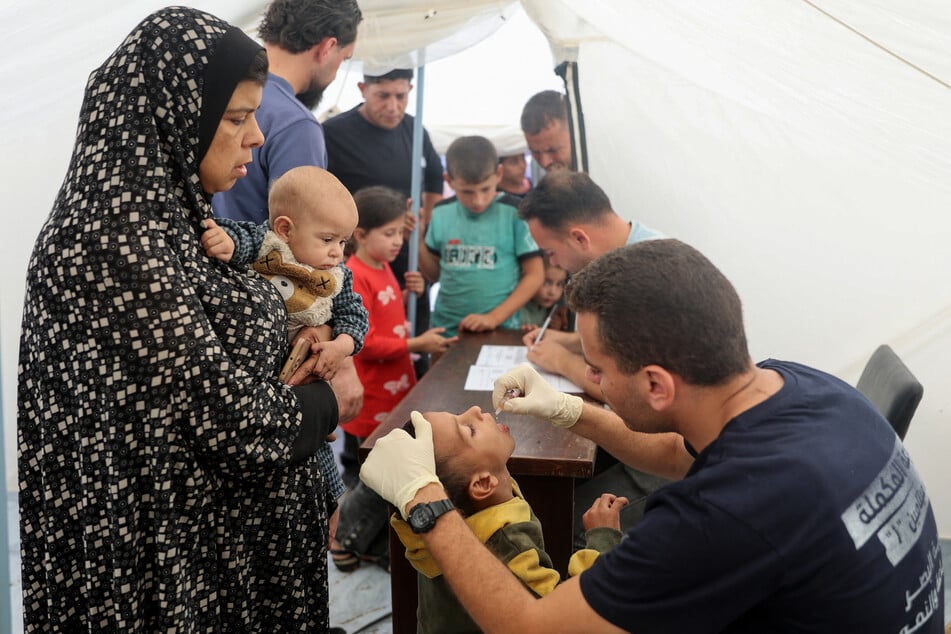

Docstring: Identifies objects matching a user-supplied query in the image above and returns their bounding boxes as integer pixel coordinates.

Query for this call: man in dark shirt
[362,239,944,634]
[323,68,444,377]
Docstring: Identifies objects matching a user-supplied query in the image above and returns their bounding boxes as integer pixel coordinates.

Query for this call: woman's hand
[329,360,364,423]
[284,325,333,385]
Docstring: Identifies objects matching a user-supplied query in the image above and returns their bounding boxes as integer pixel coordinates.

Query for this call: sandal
[330,546,360,572]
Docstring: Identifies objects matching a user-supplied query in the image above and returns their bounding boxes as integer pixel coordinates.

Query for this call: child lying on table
[390,408,628,634]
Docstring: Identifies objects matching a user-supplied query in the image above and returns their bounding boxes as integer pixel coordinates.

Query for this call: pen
[532,304,558,347]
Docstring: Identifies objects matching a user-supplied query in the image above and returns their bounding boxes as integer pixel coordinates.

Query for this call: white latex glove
[492,363,583,428]
[359,410,441,518]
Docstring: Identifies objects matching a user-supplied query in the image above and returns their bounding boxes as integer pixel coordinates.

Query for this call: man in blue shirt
[213,0,361,224]
[212,0,364,418]
[518,171,662,401]
[210,2,364,581]
[517,169,669,545]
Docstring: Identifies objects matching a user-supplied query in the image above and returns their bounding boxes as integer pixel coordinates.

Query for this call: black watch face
[409,500,453,533]
[410,505,435,531]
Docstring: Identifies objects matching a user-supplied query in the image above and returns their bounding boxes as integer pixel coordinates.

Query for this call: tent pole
[407,49,427,333]
[555,61,588,173]
[0,336,12,633]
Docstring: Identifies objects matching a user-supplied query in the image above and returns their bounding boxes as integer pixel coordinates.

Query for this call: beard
[295,82,326,110]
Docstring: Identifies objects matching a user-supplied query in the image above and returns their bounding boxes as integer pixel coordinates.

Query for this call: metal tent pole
[0,336,13,633]
[555,60,588,173]
[407,50,427,333]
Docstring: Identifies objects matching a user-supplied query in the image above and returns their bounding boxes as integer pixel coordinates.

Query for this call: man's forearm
[572,403,693,480]
[557,353,605,400]
[426,510,545,631]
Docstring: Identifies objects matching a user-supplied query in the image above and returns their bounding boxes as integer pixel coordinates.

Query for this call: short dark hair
[518,171,613,230]
[363,68,414,84]
[567,240,750,385]
[258,0,362,53]
[520,90,567,136]
[435,455,477,517]
[445,136,498,184]
[401,420,476,516]
[353,186,406,230]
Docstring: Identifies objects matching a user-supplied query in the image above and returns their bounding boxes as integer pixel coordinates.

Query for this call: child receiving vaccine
[390,408,628,634]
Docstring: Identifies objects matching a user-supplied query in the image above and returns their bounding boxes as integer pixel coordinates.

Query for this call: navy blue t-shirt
[323,105,444,336]
[323,105,443,200]
[580,359,943,633]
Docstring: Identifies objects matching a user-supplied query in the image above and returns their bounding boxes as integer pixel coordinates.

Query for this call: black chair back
[855,344,923,440]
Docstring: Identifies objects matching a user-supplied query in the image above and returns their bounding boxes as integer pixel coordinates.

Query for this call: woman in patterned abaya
[18,7,340,632]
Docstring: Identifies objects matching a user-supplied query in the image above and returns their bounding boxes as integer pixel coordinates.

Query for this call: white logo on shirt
[840,437,929,566]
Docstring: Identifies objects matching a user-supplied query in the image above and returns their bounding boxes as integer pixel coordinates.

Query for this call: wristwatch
[407,499,455,533]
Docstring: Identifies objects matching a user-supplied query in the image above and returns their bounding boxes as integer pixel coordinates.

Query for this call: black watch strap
[408,499,455,533]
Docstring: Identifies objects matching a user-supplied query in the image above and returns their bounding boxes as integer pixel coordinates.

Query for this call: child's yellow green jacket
[391,480,623,633]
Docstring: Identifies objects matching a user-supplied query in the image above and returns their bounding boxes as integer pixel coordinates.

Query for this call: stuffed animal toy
[252,231,344,340]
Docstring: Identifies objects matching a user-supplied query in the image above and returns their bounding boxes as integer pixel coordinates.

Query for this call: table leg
[389,525,418,634]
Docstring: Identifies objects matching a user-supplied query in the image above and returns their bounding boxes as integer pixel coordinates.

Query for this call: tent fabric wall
[2,0,949,537]
[236,0,521,74]
[526,0,951,533]
[0,0,541,493]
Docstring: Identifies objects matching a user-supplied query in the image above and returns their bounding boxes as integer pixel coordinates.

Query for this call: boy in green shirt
[419,136,544,337]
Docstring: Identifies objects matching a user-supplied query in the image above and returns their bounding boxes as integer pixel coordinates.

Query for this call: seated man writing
[391,408,628,634]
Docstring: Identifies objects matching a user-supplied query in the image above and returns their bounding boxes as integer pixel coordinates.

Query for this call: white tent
[2,0,949,552]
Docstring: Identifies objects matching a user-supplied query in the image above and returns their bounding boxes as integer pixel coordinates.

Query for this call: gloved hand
[493,363,583,428]
[359,410,441,518]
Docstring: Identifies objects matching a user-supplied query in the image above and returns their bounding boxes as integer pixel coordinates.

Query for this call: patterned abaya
[18,8,338,632]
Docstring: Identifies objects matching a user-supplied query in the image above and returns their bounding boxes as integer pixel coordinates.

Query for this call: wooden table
[360,329,597,634]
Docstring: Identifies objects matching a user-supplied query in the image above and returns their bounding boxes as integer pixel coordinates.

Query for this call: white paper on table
[464,345,584,393]
[474,345,529,368]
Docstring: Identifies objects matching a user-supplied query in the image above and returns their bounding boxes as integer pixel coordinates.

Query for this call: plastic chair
[855,345,923,440]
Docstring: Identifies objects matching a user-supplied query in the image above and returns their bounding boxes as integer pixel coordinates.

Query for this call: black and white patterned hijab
[56,5,262,223]
[18,8,334,630]
[20,5,285,441]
